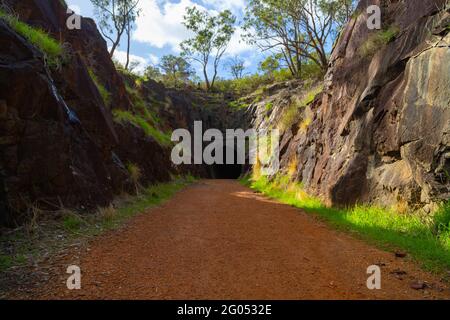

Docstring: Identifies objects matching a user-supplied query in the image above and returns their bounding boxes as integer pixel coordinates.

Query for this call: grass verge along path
[242,175,450,274]
[0,176,195,273]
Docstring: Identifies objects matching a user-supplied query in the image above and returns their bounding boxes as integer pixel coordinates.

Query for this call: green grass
[62,214,85,232]
[278,85,322,131]
[88,68,111,106]
[265,102,273,112]
[359,26,400,57]
[113,110,171,146]
[228,99,249,110]
[0,176,195,273]
[0,9,63,68]
[0,254,13,270]
[242,174,450,273]
[113,83,171,147]
[125,84,161,125]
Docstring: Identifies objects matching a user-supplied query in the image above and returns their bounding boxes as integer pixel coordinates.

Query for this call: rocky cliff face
[0,0,242,226]
[250,0,450,212]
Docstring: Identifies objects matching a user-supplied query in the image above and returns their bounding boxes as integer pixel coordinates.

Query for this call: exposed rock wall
[251,0,449,212]
[0,0,243,226]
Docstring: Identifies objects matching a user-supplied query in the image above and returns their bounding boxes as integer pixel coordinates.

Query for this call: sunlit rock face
[0,0,249,225]
[250,0,449,212]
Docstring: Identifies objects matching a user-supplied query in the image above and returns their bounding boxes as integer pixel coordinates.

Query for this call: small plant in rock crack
[359,26,400,57]
[127,162,142,195]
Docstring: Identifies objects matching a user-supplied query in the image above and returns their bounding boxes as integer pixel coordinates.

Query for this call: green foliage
[113,110,171,146]
[227,56,246,80]
[125,84,160,125]
[359,26,400,57]
[213,73,269,96]
[278,85,323,131]
[0,255,13,270]
[159,54,194,87]
[181,7,236,90]
[126,162,142,194]
[213,57,322,96]
[434,201,450,234]
[0,9,63,68]
[63,213,85,232]
[228,99,250,110]
[242,174,450,272]
[144,64,163,81]
[91,0,140,57]
[243,0,355,75]
[265,102,273,112]
[88,68,111,106]
[259,54,281,76]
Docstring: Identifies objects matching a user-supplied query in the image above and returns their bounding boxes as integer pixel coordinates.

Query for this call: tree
[227,56,246,80]
[128,60,141,73]
[124,2,141,70]
[259,54,281,77]
[144,65,162,81]
[181,7,236,91]
[243,0,356,76]
[91,0,140,59]
[159,55,193,86]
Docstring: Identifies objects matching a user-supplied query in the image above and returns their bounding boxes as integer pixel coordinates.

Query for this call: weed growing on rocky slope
[0,9,63,68]
[88,68,111,106]
[127,162,142,194]
[359,26,400,57]
[278,85,322,131]
[113,110,171,146]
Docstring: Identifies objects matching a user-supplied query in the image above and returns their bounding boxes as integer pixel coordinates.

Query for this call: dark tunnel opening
[209,145,243,179]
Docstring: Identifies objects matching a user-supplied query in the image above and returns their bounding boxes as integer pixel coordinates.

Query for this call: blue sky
[67,0,262,78]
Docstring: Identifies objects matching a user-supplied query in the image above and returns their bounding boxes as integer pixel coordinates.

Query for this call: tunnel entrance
[209,145,243,179]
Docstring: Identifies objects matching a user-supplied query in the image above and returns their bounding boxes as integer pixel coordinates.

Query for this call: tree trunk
[109,35,121,58]
[125,20,131,70]
[203,66,210,91]
[109,26,125,58]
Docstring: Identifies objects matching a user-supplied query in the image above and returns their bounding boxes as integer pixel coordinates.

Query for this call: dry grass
[359,26,400,57]
[97,205,117,222]
[127,162,142,195]
[299,117,312,133]
[277,85,322,132]
[287,156,298,178]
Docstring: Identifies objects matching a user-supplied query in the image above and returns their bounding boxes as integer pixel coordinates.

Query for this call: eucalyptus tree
[228,56,246,80]
[91,0,140,61]
[243,0,356,76]
[181,7,236,91]
[159,55,193,87]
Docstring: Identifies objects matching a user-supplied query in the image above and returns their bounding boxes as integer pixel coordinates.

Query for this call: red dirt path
[30,180,450,299]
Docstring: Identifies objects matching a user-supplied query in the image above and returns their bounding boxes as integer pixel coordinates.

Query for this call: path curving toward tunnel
[35,180,449,299]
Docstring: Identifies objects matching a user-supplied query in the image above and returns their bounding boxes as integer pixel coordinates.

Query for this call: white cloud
[112,50,149,74]
[133,0,252,55]
[199,0,246,12]
[133,0,199,51]
[67,4,82,15]
[148,54,159,65]
[226,26,255,56]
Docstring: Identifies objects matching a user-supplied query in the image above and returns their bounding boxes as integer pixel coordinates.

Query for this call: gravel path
[31,180,450,299]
